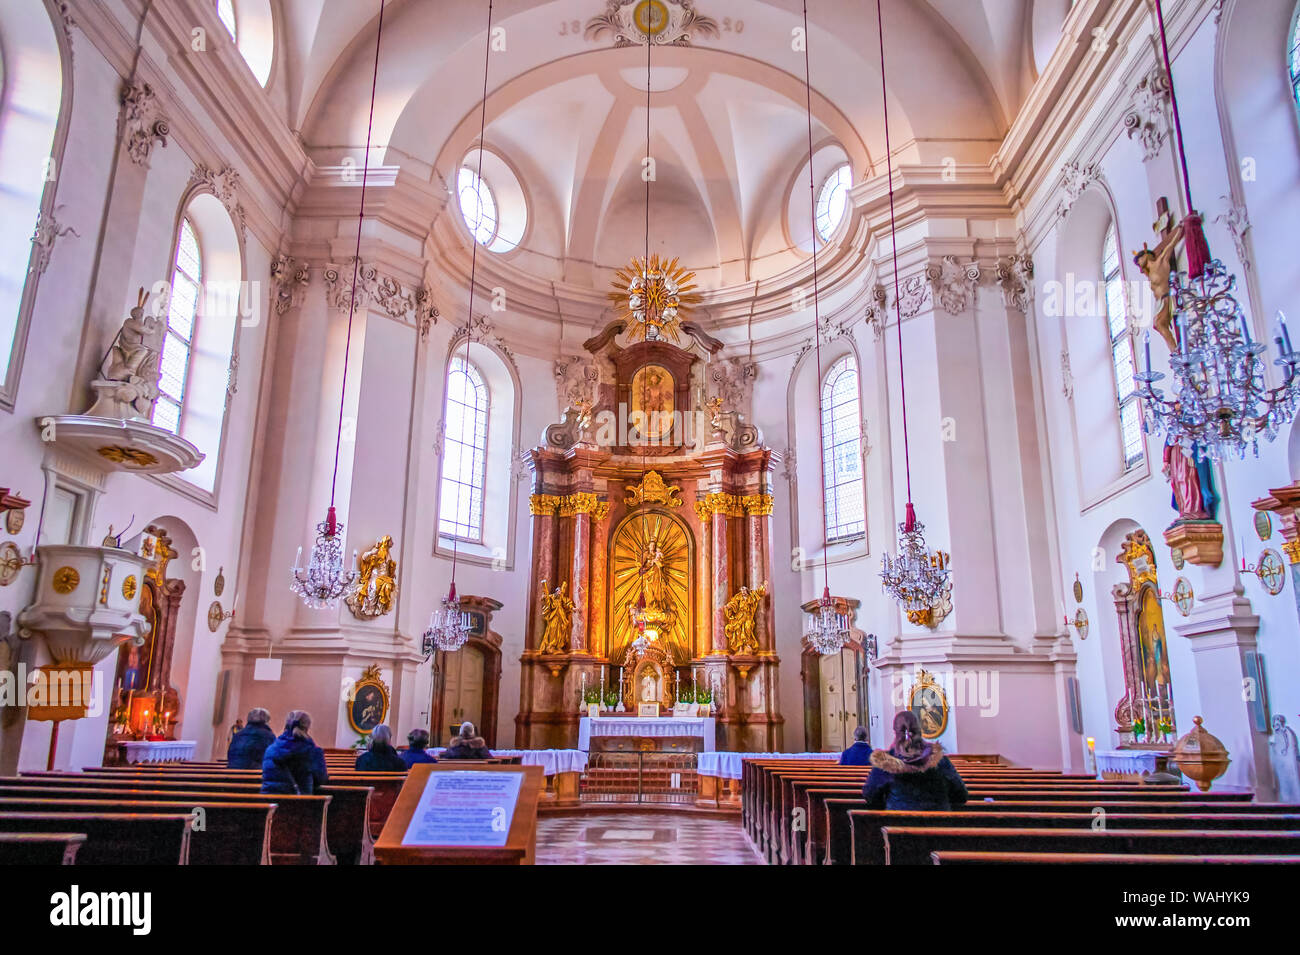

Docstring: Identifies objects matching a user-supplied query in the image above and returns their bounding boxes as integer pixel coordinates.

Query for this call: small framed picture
[638,703,660,718]
[587,703,600,719]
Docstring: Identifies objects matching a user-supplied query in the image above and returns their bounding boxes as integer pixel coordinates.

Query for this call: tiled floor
[536,811,762,865]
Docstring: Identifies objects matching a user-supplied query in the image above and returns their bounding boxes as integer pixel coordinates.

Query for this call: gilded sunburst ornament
[609,253,702,344]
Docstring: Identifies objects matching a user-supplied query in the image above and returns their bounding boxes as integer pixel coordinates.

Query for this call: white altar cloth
[698,752,839,779]
[1096,749,1165,777]
[120,740,197,763]
[432,748,587,776]
[578,716,715,752]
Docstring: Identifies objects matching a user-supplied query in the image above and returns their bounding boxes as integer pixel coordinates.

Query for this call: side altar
[514,311,783,752]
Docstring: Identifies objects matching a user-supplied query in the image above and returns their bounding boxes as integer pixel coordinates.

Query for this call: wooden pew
[881,826,1300,865]
[0,779,335,865]
[850,810,1300,865]
[0,796,274,864]
[0,832,85,865]
[821,794,1276,866]
[0,812,192,864]
[932,850,1300,864]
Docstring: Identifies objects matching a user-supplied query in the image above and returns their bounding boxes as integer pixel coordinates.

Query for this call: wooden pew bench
[881,826,1300,865]
[931,851,1300,864]
[0,812,192,864]
[0,796,275,864]
[0,832,86,865]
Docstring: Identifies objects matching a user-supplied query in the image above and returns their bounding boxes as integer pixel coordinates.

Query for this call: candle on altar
[1087,737,1097,776]
[601,665,606,690]
[675,670,680,699]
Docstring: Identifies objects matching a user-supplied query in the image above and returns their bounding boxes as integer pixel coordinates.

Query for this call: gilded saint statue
[347,535,398,618]
[723,582,768,655]
[636,535,668,612]
[537,579,574,654]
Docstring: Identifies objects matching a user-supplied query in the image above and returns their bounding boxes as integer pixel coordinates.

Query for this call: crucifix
[1132,196,1183,352]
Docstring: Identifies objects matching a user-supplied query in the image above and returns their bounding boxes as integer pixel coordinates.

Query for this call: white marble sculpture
[1270,714,1300,803]
[86,288,164,420]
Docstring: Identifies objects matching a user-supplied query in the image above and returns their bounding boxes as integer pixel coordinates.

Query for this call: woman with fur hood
[260,710,330,795]
[862,711,967,811]
[441,721,492,760]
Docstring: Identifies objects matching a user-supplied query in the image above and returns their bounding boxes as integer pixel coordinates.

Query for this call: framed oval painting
[347,664,390,734]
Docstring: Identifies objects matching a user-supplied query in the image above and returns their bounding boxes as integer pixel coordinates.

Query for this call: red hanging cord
[876,0,917,532]
[1154,0,1210,279]
[327,0,385,535]
[801,0,831,595]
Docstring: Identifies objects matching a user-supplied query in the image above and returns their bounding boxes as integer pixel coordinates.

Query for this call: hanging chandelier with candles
[1133,0,1300,461]
[871,0,953,624]
[422,582,470,656]
[806,586,851,656]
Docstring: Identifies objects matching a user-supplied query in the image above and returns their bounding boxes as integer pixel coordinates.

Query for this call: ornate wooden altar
[514,321,783,751]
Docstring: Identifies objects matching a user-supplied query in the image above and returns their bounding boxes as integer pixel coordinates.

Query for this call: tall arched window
[1289,6,1300,107]
[439,356,490,542]
[821,354,865,541]
[153,217,202,434]
[1102,224,1143,468]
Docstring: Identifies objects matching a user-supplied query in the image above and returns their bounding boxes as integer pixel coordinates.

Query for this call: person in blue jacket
[401,728,438,769]
[839,726,874,765]
[226,706,276,769]
[355,724,407,771]
[261,710,329,795]
[863,710,967,811]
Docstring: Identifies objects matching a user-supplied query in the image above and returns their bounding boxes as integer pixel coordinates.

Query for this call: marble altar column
[694,501,713,658]
[711,502,729,654]
[746,494,773,649]
[589,502,610,658]
[528,496,558,650]
[570,501,592,653]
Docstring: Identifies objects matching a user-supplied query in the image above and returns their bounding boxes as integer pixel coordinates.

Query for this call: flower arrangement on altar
[677,684,695,705]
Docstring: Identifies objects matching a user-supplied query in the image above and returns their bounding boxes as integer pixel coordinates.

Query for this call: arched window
[821,354,865,541]
[815,163,852,242]
[216,0,237,39]
[1290,6,1300,107]
[458,167,499,247]
[153,217,202,434]
[1102,224,1143,468]
[439,356,490,542]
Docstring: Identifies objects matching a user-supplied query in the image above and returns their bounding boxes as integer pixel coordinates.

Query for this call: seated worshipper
[441,721,492,760]
[401,728,438,768]
[862,711,967,811]
[227,707,276,769]
[261,710,330,795]
[355,724,408,772]
[839,726,874,766]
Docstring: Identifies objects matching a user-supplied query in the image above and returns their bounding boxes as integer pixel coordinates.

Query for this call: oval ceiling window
[815,162,852,242]
[457,150,527,253]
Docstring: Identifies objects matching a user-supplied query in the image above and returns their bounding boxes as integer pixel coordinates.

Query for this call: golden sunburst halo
[609,253,703,344]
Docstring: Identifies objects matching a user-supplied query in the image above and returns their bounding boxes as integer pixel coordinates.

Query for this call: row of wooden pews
[0,751,522,865]
[742,756,1300,865]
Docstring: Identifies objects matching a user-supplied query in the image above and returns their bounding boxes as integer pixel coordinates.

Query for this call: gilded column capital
[743,493,774,516]
[1283,539,1300,565]
[561,492,599,517]
[592,501,611,522]
[529,494,561,516]
[693,500,713,523]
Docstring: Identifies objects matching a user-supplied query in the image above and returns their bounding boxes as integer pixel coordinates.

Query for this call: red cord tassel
[903,501,917,533]
[1182,212,1211,280]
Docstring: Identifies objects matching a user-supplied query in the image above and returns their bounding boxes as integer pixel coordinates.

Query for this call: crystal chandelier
[1136,267,1300,461]
[1133,0,1300,460]
[879,504,952,627]
[804,586,850,656]
[290,507,357,609]
[422,583,469,656]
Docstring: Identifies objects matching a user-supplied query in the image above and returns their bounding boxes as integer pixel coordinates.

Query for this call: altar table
[578,716,716,752]
[120,740,198,763]
[431,748,587,777]
[697,752,839,779]
[1096,749,1168,780]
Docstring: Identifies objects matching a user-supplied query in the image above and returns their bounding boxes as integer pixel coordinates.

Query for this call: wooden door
[819,648,860,751]
[441,643,485,732]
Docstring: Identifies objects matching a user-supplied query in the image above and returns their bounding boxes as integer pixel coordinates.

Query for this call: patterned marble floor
[536,811,762,865]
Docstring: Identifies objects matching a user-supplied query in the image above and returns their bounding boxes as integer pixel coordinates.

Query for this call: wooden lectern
[374,763,543,865]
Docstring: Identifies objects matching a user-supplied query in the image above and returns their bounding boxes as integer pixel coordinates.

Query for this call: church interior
[2,0,1300,890]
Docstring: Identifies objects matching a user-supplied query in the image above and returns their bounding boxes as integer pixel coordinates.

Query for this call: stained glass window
[821,354,865,541]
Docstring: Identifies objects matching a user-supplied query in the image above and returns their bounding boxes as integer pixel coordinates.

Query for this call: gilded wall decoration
[585,0,719,47]
[537,579,574,654]
[625,471,683,508]
[52,566,80,594]
[346,535,398,618]
[723,582,767,654]
[610,512,690,664]
[346,664,390,734]
[907,669,949,740]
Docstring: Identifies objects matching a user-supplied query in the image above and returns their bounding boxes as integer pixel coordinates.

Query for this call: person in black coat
[441,721,492,760]
[355,724,408,771]
[401,728,437,769]
[863,710,967,811]
[227,707,276,769]
[839,726,874,766]
[261,710,330,795]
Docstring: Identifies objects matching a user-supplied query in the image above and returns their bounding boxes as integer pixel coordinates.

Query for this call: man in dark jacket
[863,711,967,811]
[355,724,408,771]
[227,707,276,769]
[441,721,492,760]
[401,728,437,769]
[261,711,330,795]
[839,726,873,766]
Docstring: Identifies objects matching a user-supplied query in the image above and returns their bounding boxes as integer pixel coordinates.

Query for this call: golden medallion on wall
[122,575,138,601]
[52,566,80,595]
